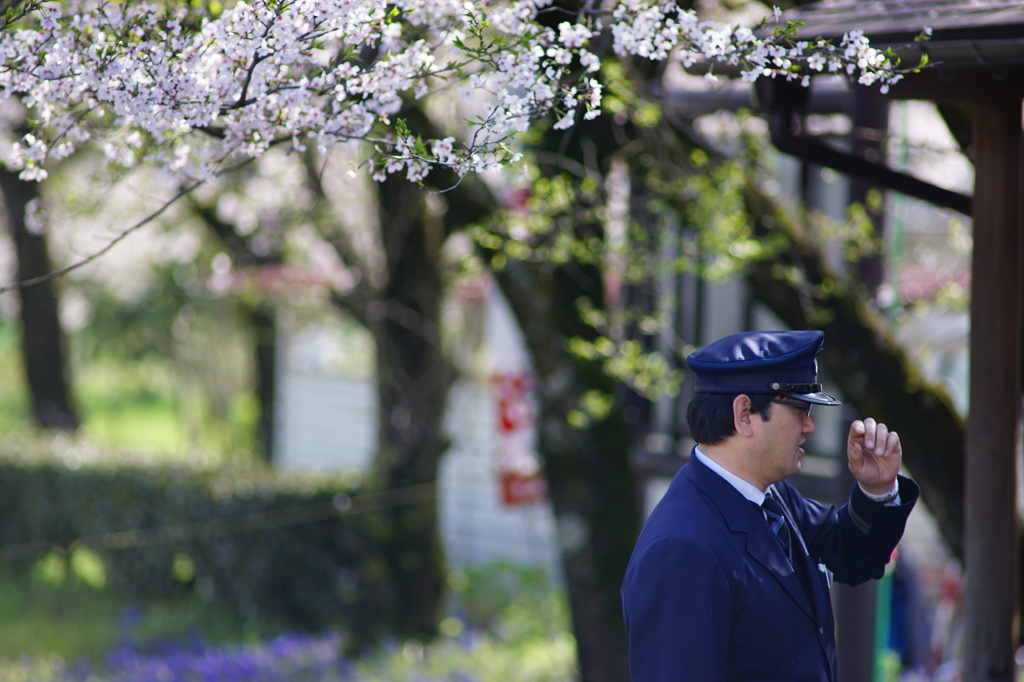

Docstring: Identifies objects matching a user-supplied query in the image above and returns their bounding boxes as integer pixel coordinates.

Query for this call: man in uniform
[621,330,918,681]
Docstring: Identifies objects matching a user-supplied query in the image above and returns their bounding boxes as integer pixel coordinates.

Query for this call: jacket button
[819,626,824,634]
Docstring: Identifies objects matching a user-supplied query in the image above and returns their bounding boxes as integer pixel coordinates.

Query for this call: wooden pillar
[964,99,1023,682]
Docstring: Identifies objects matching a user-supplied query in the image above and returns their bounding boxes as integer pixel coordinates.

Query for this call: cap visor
[781,390,842,406]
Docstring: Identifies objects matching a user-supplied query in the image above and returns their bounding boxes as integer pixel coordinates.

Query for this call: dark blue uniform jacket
[621,452,919,682]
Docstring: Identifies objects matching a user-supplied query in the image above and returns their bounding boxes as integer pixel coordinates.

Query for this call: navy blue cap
[686,330,841,406]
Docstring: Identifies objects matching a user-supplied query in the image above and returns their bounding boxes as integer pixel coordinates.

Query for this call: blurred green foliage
[0,434,423,646]
[72,266,260,455]
[355,562,575,682]
[0,262,261,457]
[0,319,30,432]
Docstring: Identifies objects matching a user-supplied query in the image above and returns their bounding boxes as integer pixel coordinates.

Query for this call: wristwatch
[876,487,899,504]
[866,480,899,504]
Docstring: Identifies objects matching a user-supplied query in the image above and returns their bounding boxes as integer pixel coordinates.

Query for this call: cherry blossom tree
[0,0,910,189]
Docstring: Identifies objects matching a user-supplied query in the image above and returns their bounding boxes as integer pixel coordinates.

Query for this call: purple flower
[78,631,351,682]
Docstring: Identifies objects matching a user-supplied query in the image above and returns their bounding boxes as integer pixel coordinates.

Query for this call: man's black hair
[687,392,776,446]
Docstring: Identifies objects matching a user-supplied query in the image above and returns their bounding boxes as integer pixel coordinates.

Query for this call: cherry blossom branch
[0,158,252,293]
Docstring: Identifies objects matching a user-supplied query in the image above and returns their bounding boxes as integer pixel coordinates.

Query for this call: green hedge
[0,436,422,642]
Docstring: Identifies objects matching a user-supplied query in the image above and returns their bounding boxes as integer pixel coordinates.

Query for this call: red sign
[491,370,547,506]
[499,470,548,506]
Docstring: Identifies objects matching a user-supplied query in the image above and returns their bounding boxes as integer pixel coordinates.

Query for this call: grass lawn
[0,568,125,663]
[0,560,278,666]
[73,359,251,458]
[0,559,577,682]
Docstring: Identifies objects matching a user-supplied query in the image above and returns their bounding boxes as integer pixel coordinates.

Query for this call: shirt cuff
[859,479,900,506]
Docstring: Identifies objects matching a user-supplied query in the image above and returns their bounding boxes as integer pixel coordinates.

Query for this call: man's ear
[733,395,755,437]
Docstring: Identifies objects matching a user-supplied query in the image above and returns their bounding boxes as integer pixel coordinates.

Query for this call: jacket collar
[684,450,815,618]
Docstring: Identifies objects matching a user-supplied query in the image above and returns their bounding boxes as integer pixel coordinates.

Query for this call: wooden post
[964,99,1022,682]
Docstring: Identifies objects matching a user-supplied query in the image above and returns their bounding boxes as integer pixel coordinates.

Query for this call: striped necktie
[761,492,792,562]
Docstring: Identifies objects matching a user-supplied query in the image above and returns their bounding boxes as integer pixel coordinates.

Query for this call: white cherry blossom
[0,0,914,183]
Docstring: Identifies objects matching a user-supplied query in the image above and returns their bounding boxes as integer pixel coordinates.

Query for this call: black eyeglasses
[771,398,813,417]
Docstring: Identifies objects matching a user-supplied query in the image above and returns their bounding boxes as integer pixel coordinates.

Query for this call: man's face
[750,396,816,487]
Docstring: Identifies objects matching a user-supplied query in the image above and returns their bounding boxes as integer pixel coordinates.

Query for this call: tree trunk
[248,303,277,463]
[366,173,453,641]
[486,10,660,667]
[0,165,79,429]
[495,257,638,682]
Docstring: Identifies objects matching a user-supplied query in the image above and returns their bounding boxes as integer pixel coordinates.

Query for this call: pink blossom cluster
[0,0,907,183]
